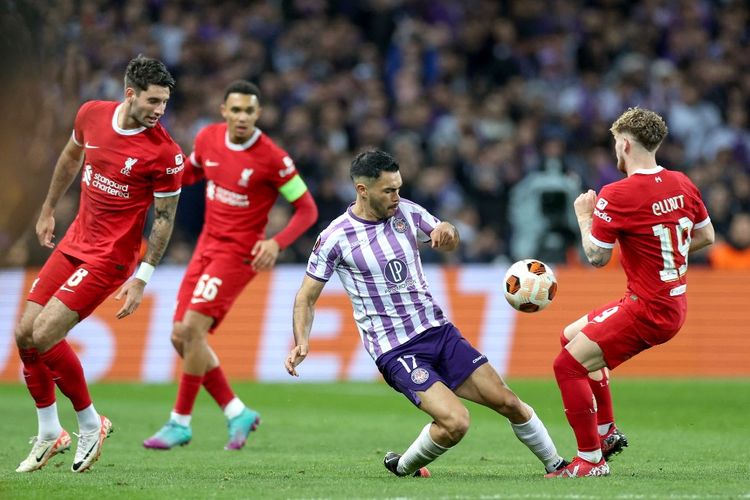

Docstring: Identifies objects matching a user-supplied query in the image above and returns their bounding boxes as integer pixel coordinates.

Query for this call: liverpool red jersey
[186,123,305,257]
[590,166,710,324]
[57,101,184,277]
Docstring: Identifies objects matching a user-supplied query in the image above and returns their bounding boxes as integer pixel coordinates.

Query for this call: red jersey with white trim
[186,123,305,257]
[58,100,184,277]
[590,166,709,325]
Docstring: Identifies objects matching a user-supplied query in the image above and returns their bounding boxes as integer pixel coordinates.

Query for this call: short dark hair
[610,107,668,152]
[124,55,175,93]
[223,80,261,103]
[350,150,400,181]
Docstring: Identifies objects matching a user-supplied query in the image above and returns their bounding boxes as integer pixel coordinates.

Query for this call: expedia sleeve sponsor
[593,208,612,223]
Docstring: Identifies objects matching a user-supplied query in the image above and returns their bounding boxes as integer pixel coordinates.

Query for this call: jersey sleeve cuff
[694,216,711,229]
[305,272,328,283]
[71,130,82,146]
[154,188,182,198]
[189,152,202,168]
[589,233,615,249]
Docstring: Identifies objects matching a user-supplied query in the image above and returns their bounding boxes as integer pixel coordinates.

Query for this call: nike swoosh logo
[85,142,99,149]
[190,298,207,304]
[73,440,99,470]
[205,160,219,167]
[59,286,75,293]
[35,445,51,462]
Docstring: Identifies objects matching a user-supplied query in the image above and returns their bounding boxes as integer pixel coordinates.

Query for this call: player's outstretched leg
[15,429,71,473]
[600,424,628,460]
[383,452,431,478]
[225,407,261,450]
[71,415,113,473]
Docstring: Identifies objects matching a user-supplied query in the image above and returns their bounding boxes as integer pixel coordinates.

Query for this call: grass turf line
[0,380,748,499]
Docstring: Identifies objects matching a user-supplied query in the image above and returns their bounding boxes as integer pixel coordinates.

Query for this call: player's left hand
[574,189,597,220]
[431,222,458,250]
[285,344,309,377]
[251,239,280,271]
[114,278,146,319]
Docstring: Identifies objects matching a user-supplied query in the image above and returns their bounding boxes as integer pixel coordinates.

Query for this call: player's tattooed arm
[142,194,180,266]
[577,217,612,268]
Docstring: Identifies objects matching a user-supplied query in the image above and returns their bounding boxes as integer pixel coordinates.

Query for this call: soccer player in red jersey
[143,80,318,451]
[546,107,715,478]
[13,56,184,473]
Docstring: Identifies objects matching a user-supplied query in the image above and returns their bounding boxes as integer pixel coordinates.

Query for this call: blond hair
[610,107,668,152]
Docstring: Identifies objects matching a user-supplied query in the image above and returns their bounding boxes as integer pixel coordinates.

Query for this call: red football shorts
[173,250,256,332]
[27,249,128,320]
[580,294,684,370]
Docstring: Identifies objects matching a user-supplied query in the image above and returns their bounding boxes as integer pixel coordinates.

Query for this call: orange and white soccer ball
[503,259,558,313]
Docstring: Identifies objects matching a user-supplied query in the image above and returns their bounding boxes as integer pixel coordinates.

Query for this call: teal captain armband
[279,174,308,202]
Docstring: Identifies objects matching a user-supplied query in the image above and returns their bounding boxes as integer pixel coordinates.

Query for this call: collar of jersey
[225,128,261,151]
[632,165,664,175]
[112,103,147,136]
[347,203,388,225]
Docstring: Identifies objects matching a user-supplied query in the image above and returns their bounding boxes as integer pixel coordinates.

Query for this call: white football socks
[76,404,101,433]
[578,449,603,463]
[223,397,245,420]
[170,411,191,427]
[37,402,63,440]
[510,404,565,473]
[397,423,450,475]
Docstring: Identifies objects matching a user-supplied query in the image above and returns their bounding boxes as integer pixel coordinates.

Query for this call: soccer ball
[503,259,558,313]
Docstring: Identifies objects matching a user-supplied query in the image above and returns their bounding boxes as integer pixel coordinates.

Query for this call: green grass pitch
[0,380,748,499]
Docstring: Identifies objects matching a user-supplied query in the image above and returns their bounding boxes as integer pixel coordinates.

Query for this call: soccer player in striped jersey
[285,150,566,477]
[144,80,318,451]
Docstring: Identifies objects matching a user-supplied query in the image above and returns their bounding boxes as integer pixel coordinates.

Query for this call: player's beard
[375,200,398,220]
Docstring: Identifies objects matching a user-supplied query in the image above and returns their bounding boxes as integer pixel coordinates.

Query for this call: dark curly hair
[124,55,175,93]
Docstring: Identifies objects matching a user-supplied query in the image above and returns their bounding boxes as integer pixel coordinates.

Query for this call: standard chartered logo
[206,180,249,207]
[84,165,130,198]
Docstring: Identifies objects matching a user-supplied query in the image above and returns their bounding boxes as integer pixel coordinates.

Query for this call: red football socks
[203,366,235,409]
[174,373,204,415]
[553,349,600,452]
[40,340,92,411]
[589,368,614,426]
[19,348,56,408]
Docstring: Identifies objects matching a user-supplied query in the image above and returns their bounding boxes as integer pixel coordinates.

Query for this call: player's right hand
[574,189,597,220]
[285,344,309,377]
[35,213,56,248]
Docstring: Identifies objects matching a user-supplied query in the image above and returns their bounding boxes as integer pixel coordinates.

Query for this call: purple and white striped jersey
[306,199,448,360]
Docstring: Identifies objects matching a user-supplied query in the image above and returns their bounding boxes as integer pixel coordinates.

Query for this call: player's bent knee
[175,322,209,350]
[31,316,63,352]
[14,321,35,348]
[170,330,185,355]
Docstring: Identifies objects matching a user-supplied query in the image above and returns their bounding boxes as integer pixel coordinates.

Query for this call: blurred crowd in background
[2,0,749,268]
